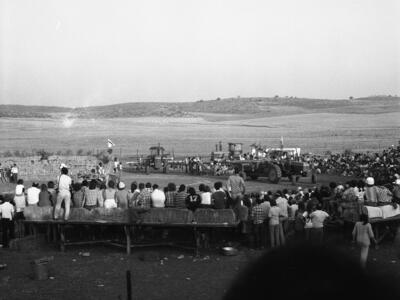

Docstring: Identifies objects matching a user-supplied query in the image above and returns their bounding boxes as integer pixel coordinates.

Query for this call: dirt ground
[1,230,400,300]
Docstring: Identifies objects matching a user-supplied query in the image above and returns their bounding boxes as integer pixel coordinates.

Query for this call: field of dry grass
[0,110,399,157]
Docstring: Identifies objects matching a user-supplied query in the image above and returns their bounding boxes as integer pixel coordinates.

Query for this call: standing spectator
[212,182,227,209]
[185,187,201,211]
[0,163,5,183]
[251,197,267,249]
[352,214,377,268]
[97,162,106,181]
[54,167,72,220]
[293,202,306,242]
[175,184,188,208]
[165,182,177,207]
[27,182,40,206]
[311,164,317,184]
[103,180,117,209]
[83,179,103,209]
[151,184,166,208]
[38,184,53,207]
[137,182,152,208]
[13,179,26,236]
[310,205,330,243]
[392,179,400,203]
[268,198,281,248]
[303,202,314,241]
[10,163,18,183]
[0,196,15,248]
[275,192,288,244]
[116,182,129,208]
[113,157,119,173]
[226,167,246,213]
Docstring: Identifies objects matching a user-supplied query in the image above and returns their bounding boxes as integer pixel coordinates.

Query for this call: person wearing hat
[116,181,129,209]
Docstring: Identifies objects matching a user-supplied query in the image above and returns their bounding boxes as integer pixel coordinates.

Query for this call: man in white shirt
[54,167,72,220]
[310,207,330,243]
[27,183,40,205]
[275,193,289,245]
[10,163,18,183]
[151,184,166,208]
[0,196,15,247]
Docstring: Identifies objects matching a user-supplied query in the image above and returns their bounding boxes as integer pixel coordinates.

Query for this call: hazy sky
[1,0,399,107]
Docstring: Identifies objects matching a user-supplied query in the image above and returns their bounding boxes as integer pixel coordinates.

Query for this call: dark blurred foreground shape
[224,242,400,300]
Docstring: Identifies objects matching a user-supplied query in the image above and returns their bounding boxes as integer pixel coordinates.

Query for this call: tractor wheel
[268,164,282,184]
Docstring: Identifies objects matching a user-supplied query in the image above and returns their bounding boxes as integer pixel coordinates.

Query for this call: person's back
[260,199,271,216]
[38,190,52,207]
[175,185,188,209]
[186,188,201,211]
[84,181,102,209]
[27,184,40,205]
[227,173,245,196]
[200,191,212,206]
[276,196,288,217]
[353,221,374,246]
[268,206,281,225]
[151,186,166,208]
[212,189,227,209]
[310,209,329,228]
[116,189,129,208]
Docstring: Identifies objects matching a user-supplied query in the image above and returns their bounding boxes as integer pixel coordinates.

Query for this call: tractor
[230,144,309,184]
[144,145,172,172]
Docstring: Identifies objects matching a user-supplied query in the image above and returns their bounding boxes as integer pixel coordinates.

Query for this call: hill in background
[1,96,399,120]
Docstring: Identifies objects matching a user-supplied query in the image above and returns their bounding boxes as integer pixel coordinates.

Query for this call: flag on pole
[280,136,284,149]
[107,139,115,148]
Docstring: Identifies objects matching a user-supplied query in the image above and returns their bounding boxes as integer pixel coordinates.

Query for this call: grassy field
[0,111,399,157]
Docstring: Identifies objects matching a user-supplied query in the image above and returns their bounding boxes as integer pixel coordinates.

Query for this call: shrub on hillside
[64,149,73,156]
[36,149,53,161]
[3,150,13,157]
[343,148,353,156]
[76,149,84,156]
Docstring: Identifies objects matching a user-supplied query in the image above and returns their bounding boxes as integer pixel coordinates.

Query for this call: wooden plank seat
[22,206,240,255]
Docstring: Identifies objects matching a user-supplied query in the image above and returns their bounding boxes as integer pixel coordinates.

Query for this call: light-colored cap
[394,179,400,185]
[366,177,375,185]
[118,182,125,189]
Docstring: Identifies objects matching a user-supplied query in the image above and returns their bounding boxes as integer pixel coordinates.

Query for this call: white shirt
[27,187,40,205]
[14,194,26,212]
[151,189,166,208]
[310,210,329,228]
[260,201,271,216]
[11,166,18,174]
[276,197,288,218]
[289,204,299,218]
[15,184,24,195]
[58,174,72,191]
[0,202,15,219]
[200,192,212,205]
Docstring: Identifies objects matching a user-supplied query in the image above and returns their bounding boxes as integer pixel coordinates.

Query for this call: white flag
[107,139,115,148]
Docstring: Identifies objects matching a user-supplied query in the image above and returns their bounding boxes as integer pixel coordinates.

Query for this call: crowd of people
[1,141,400,268]
[306,142,400,184]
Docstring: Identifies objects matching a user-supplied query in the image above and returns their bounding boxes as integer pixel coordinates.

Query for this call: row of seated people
[10,178,231,215]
